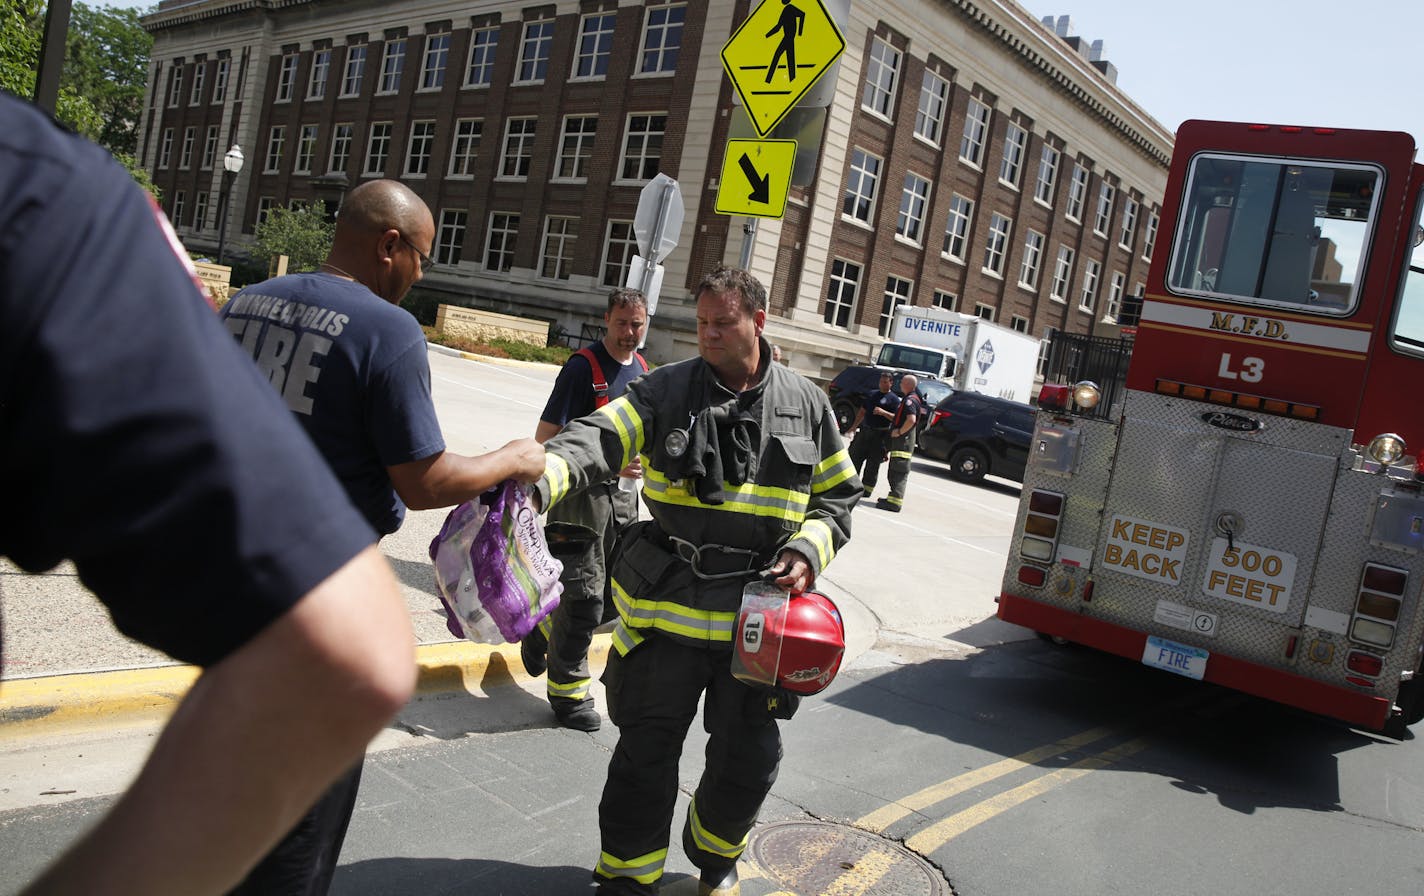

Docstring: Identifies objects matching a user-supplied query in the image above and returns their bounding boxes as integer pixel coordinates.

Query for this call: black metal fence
[1043,331,1134,419]
[548,322,606,350]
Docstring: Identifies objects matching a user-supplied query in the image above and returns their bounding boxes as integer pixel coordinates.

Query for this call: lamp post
[216,144,244,266]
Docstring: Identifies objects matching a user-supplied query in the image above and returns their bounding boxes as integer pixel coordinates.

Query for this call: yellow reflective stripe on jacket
[611,578,738,643]
[595,848,666,885]
[610,619,646,656]
[687,797,748,859]
[813,447,857,492]
[542,452,573,505]
[641,466,809,522]
[597,396,645,469]
[790,517,836,569]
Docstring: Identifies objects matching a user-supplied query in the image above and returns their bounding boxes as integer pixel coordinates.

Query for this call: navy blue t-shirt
[0,93,375,667]
[540,340,647,427]
[861,389,901,430]
[221,273,445,535]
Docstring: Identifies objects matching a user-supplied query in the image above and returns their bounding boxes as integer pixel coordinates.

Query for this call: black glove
[746,686,801,723]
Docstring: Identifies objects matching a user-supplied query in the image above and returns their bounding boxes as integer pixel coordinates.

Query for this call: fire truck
[999,119,1424,735]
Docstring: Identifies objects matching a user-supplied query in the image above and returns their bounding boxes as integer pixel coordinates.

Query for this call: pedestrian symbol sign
[715,139,797,219]
[721,0,846,137]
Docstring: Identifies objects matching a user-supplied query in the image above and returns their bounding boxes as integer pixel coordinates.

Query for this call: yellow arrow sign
[721,0,846,137]
[716,139,797,219]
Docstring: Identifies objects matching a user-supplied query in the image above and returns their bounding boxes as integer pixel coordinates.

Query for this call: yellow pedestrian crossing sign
[716,139,797,219]
[721,0,846,137]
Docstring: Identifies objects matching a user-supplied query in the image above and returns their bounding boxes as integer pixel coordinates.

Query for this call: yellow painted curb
[0,635,613,738]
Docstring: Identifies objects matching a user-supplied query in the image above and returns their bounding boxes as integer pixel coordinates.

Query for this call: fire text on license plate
[1142,635,1208,680]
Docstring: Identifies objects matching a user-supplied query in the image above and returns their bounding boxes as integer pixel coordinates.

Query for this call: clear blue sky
[100,0,1424,144]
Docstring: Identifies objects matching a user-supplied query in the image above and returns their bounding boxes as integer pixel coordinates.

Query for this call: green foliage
[421,326,573,365]
[113,151,159,201]
[252,202,336,273]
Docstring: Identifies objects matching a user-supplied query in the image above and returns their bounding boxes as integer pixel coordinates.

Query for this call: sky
[101,0,1422,145]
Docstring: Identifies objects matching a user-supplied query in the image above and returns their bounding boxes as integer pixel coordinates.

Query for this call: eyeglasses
[399,234,435,274]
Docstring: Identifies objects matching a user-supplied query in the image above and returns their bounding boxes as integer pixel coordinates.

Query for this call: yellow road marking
[822,849,899,895]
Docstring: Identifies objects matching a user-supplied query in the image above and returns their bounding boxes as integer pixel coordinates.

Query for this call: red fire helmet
[734,590,846,695]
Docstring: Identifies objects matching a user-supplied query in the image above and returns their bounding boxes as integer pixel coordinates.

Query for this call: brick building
[138,0,1172,379]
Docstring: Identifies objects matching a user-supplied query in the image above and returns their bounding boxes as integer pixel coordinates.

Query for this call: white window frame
[378,39,406,94]
[193,192,209,231]
[896,173,931,244]
[574,12,616,79]
[1106,271,1126,321]
[942,194,974,263]
[448,118,482,177]
[364,122,392,176]
[556,115,598,181]
[179,126,195,169]
[263,125,284,174]
[189,60,205,105]
[436,209,468,265]
[999,123,1027,188]
[1010,315,1029,333]
[601,220,638,288]
[166,66,182,107]
[420,33,449,91]
[617,113,665,182]
[329,123,353,174]
[1080,259,1101,312]
[341,45,366,97]
[465,27,497,88]
[1094,182,1115,237]
[841,148,881,225]
[308,49,330,100]
[824,259,862,329]
[1034,143,1059,206]
[983,212,1012,277]
[1144,211,1159,261]
[1051,245,1075,302]
[201,125,218,170]
[638,3,685,75]
[158,128,173,168]
[959,98,990,167]
[485,212,519,272]
[861,38,900,119]
[516,20,553,83]
[404,120,435,176]
[499,117,537,179]
[974,303,995,321]
[212,58,228,103]
[1119,196,1138,250]
[276,53,298,103]
[540,215,578,280]
[1066,163,1089,222]
[914,69,949,144]
[932,290,957,311]
[171,190,185,228]
[1019,229,1044,291]
[295,124,318,175]
[880,276,914,336]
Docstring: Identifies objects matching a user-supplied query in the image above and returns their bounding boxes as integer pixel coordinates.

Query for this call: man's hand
[619,456,644,480]
[766,548,814,593]
[501,438,546,482]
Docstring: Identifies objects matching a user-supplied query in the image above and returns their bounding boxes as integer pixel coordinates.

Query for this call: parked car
[918,392,1036,483]
[826,365,949,436]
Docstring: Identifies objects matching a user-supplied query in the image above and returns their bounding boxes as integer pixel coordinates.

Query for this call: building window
[1034,144,1059,206]
[1066,163,1089,222]
[257,196,275,225]
[1119,197,1138,251]
[166,66,182,107]
[179,126,195,169]
[465,27,497,87]
[896,172,931,244]
[1106,271,1126,320]
[405,120,435,176]
[201,125,218,169]
[189,60,205,105]
[1010,315,1029,333]
[541,216,577,280]
[602,220,637,287]
[880,276,913,336]
[619,113,665,181]
[1080,259,1101,311]
[517,20,553,82]
[575,12,615,78]
[557,115,598,180]
[500,117,537,178]
[436,210,468,265]
[329,123,353,173]
[308,49,330,99]
[960,98,990,167]
[171,190,185,227]
[824,259,861,328]
[1020,230,1044,290]
[842,148,881,223]
[341,45,366,97]
[942,194,973,262]
[485,212,519,272]
[295,124,318,174]
[364,122,392,175]
[421,33,449,90]
[276,53,298,102]
[999,123,1026,188]
[212,58,228,103]
[1143,210,1159,261]
[861,38,899,118]
[158,128,172,168]
[915,70,949,144]
[1051,245,1075,302]
[378,39,405,93]
[448,119,482,177]
[974,303,995,321]
[1037,326,1057,377]
[640,3,685,74]
[264,126,284,173]
[193,192,209,231]
[983,212,1012,276]
[1094,182,1115,236]
[932,290,956,311]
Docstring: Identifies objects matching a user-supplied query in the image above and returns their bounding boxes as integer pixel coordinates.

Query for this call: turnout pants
[847,427,890,494]
[594,634,783,894]
[528,481,637,711]
[885,429,916,508]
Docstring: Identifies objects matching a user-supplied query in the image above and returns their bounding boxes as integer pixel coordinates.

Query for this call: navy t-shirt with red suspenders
[540,340,649,424]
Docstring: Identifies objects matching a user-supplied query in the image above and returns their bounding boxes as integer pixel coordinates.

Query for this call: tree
[253,203,336,273]
[63,3,153,156]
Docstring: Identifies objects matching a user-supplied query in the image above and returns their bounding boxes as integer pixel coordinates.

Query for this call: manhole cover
[748,820,949,895]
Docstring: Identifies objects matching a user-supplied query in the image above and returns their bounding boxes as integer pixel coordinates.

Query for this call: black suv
[826,366,951,435]
[919,392,1036,483]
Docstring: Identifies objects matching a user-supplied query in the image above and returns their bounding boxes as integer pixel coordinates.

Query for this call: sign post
[629,174,684,336]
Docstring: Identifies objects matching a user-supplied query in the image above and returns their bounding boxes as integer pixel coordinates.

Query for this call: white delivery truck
[875,305,1041,403]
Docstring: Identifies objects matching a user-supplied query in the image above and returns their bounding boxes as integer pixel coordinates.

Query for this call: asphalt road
[2,347,1422,895]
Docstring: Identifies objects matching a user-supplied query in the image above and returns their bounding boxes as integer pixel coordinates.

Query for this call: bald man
[220,179,544,894]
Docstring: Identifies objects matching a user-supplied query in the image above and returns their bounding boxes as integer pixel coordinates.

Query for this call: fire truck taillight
[1346,651,1384,682]
[1349,562,1408,649]
[1020,489,1065,563]
[1154,379,1321,421]
[1017,566,1046,587]
[1039,383,1071,411]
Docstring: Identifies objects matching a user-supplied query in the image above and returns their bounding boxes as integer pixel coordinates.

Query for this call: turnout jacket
[535,343,860,654]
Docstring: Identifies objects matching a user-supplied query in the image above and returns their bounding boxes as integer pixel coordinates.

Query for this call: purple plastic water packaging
[730,582,789,688]
[429,480,564,644]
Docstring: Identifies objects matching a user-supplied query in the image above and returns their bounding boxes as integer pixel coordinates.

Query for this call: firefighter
[878,373,924,512]
[532,267,861,896]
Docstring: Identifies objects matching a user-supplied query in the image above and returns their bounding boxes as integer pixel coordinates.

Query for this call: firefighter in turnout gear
[533,267,860,896]
[877,374,923,512]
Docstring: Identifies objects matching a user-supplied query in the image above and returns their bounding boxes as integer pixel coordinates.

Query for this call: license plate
[1142,635,1208,680]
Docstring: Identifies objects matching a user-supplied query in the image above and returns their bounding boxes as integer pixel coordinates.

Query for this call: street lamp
[216,144,244,266]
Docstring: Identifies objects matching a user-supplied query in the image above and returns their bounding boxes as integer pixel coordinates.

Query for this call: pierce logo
[1200,411,1262,432]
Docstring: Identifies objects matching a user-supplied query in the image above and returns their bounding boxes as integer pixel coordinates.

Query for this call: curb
[0,636,610,739]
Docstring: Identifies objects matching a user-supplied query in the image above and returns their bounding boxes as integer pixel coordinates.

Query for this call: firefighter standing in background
[844,371,900,500]
[877,374,923,513]
[522,288,650,731]
[533,267,860,896]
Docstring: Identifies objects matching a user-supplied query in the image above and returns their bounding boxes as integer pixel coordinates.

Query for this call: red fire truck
[999,119,1424,735]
